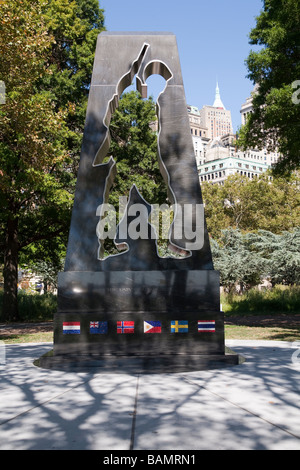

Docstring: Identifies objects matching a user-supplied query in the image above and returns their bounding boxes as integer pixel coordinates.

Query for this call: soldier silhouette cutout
[64,33,213,272]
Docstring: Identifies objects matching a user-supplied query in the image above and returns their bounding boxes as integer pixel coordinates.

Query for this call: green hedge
[222,286,300,315]
[0,291,57,322]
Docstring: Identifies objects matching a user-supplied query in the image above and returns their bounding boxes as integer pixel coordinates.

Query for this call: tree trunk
[3,217,19,322]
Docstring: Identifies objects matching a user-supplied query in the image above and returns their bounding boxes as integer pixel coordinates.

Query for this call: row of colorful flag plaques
[63,320,216,335]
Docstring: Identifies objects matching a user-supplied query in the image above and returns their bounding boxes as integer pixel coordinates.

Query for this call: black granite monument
[48,32,240,371]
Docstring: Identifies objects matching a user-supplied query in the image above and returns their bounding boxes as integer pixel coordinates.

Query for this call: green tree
[0,0,105,321]
[212,228,300,291]
[103,90,170,256]
[237,0,300,174]
[40,0,105,170]
[202,172,300,240]
[20,236,67,292]
[20,0,105,288]
[0,0,70,320]
[212,229,265,292]
[108,91,166,206]
[247,228,300,285]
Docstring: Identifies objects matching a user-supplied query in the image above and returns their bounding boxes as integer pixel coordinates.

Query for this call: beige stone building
[188,84,280,185]
[199,83,233,140]
[187,105,209,139]
[240,84,259,125]
[197,137,278,185]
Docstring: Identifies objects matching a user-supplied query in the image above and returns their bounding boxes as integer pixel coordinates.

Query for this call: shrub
[0,291,57,322]
[222,286,300,315]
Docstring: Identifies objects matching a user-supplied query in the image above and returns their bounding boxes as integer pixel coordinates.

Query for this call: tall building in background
[240,95,253,126]
[188,84,280,185]
[240,84,259,125]
[213,81,225,108]
[187,105,209,139]
[199,82,233,140]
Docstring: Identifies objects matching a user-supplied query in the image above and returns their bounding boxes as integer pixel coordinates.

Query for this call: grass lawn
[225,324,299,342]
[1,330,54,344]
[0,324,53,344]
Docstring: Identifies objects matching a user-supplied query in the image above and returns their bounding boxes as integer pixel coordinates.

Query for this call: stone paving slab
[0,340,299,450]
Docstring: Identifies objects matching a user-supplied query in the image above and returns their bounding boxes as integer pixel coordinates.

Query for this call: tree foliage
[211,229,264,292]
[212,227,300,291]
[103,90,171,256]
[247,228,300,286]
[202,172,300,240]
[108,90,167,207]
[204,170,300,290]
[0,0,105,320]
[40,0,105,169]
[237,0,300,174]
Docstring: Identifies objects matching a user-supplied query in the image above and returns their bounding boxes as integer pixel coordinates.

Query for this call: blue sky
[99,0,264,133]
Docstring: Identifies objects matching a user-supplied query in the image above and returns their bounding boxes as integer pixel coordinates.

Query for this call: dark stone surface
[51,33,238,368]
[37,351,244,373]
[57,270,220,314]
[63,32,213,273]
[54,270,222,356]
[53,312,225,357]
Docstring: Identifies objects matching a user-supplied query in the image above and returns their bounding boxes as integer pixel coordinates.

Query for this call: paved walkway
[0,340,299,450]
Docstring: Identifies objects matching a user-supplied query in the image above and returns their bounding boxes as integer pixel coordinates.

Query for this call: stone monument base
[48,269,244,369]
[53,270,225,357]
[53,310,226,356]
[36,349,244,373]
